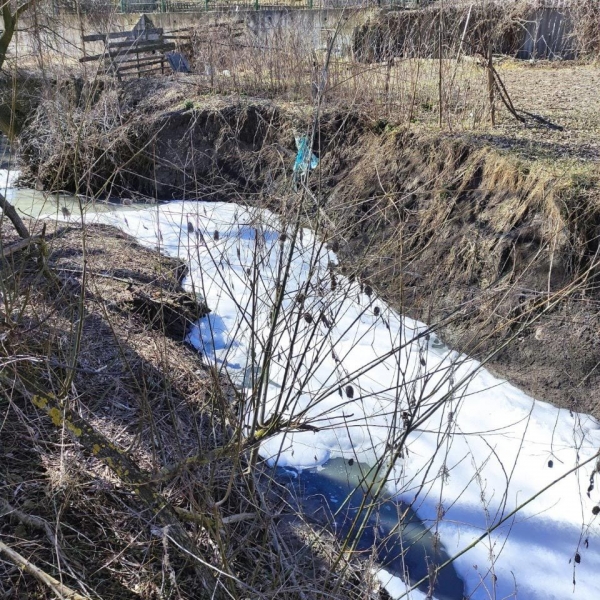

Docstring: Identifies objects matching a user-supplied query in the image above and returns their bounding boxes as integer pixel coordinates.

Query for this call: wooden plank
[117,58,165,72]
[83,31,131,42]
[111,54,165,67]
[84,29,189,46]
[83,28,163,43]
[80,54,105,63]
[107,36,165,50]
[80,42,175,63]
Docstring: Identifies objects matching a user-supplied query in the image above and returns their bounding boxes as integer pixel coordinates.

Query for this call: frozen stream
[97,201,600,600]
[3,183,600,599]
[0,169,148,222]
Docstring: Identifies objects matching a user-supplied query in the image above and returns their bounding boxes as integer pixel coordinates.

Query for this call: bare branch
[0,539,89,600]
[0,190,29,238]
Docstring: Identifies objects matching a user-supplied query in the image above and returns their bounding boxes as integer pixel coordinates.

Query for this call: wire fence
[56,0,581,16]
[109,0,428,13]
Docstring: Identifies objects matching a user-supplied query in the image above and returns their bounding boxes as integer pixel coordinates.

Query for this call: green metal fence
[116,0,423,13]
[56,0,425,14]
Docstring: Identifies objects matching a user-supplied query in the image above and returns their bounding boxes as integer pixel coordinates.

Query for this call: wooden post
[438,0,443,128]
[384,58,393,117]
[487,42,495,127]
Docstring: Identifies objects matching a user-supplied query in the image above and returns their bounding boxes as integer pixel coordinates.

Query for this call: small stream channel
[0,176,148,222]
[0,177,477,599]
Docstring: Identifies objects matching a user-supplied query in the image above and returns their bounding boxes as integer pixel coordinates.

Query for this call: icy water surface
[277,457,465,600]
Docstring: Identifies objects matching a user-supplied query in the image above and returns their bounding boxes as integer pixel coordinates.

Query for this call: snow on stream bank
[0,169,18,196]
[69,201,600,599]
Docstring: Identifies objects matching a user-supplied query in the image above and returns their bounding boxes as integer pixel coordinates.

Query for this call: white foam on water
[88,201,600,600]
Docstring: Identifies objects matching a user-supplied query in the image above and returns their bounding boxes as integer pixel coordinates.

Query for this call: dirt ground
[323,128,600,419]
[0,221,220,598]
[486,61,600,161]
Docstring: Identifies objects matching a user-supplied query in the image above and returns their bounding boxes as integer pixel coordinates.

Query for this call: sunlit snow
[86,200,600,600]
[0,169,18,198]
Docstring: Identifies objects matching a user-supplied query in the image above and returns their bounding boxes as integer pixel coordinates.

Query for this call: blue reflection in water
[276,458,465,600]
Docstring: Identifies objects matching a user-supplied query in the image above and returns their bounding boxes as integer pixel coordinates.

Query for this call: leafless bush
[570,0,600,58]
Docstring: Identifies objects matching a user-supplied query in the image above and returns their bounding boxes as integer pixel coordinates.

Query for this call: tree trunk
[0,6,17,72]
[0,2,36,236]
[0,191,29,239]
[0,103,22,139]
[1,2,33,140]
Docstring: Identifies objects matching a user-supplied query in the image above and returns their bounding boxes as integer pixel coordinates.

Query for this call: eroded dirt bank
[19,79,600,417]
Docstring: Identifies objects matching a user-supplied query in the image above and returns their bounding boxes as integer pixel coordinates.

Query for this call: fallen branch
[0,496,64,563]
[0,539,88,600]
[1,234,41,258]
[174,506,258,526]
[0,495,85,579]
[2,225,73,261]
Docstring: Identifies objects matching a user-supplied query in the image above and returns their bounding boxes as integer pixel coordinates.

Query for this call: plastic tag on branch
[293,136,319,175]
